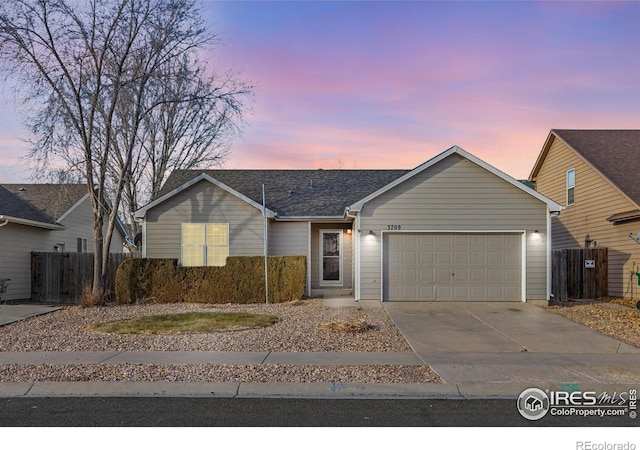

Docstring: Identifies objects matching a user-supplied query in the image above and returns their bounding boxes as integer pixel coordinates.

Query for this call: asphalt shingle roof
[157,169,410,217]
[552,129,640,206]
[0,184,88,224]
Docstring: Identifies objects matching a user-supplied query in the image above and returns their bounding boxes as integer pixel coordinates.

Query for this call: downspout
[345,208,359,301]
[0,215,8,228]
[307,221,312,298]
[262,184,269,304]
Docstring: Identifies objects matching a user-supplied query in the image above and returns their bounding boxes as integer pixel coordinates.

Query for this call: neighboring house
[529,129,640,300]
[0,184,127,301]
[135,146,562,303]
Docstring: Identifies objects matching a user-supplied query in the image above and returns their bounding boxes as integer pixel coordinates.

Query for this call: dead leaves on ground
[317,318,373,333]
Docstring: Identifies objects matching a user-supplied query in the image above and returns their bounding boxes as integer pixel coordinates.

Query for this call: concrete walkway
[0,304,61,327]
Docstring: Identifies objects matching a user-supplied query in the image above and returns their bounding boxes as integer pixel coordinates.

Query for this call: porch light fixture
[346,229,352,235]
[369,230,375,236]
[532,230,540,241]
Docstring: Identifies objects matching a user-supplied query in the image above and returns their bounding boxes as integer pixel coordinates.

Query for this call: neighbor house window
[77,238,87,253]
[566,169,575,205]
[181,223,229,267]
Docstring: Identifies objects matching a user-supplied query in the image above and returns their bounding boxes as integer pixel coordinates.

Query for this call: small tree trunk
[92,214,106,303]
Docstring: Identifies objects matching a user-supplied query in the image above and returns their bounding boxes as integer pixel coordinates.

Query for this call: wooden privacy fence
[551,248,608,302]
[31,252,131,304]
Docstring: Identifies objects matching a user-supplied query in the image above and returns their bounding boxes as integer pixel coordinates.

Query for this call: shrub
[78,282,104,308]
[115,256,306,305]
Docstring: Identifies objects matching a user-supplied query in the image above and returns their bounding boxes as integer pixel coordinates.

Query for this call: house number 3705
[387,225,402,230]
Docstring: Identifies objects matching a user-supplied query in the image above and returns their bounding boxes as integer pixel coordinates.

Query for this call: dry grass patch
[318,318,373,333]
[85,312,279,335]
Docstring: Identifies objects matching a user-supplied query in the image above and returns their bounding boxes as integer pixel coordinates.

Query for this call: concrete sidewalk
[0,300,638,399]
[0,349,637,399]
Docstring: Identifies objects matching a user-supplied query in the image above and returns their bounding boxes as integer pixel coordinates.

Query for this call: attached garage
[351,146,563,304]
[383,232,523,301]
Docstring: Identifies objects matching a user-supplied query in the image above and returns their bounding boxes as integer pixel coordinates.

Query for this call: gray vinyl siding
[535,137,640,298]
[57,197,124,254]
[358,153,549,301]
[268,221,308,256]
[145,179,264,262]
[0,197,123,301]
[0,223,49,301]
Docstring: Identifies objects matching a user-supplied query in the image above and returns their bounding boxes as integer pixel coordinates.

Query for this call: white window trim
[319,229,343,286]
[566,168,575,206]
[181,223,229,267]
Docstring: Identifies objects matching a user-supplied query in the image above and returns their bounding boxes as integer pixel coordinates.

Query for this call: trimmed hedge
[115,256,306,305]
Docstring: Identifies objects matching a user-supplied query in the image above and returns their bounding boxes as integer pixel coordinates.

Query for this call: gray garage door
[383,232,522,301]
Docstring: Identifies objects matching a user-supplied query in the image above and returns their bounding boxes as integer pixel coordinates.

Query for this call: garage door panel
[470,252,486,265]
[418,234,435,247]
[452,251,469,265]
[505,252,520,265]
[470,268,487,282]
[419,251,434,264]
[453,235,469,246]
[419,286,436,301]
[435,267,451,282]
[487,235,505,246]
[435,285,452,301]
[488,252,504,264]
[453,269,469,283]
[419,268,435,283]
[504,286,521,299]
[384,232,522,302]
[504,268,521,283]
[402,268,417,282]
[453,285,469,299]
[470,286,488,301]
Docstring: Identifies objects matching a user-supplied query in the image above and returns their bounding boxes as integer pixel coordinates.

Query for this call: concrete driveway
[384,302,640,386]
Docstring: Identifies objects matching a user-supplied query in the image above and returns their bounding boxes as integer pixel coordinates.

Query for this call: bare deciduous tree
[114,56,251,235]
[0,0,249,301]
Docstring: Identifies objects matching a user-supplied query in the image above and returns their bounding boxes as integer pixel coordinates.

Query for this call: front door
[320,230,343,285]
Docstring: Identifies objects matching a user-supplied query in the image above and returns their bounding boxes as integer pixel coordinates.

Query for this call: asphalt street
[0,398,635,427]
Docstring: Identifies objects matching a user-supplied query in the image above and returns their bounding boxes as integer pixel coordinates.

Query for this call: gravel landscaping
[0,299,443,383]
[544,297,640,349]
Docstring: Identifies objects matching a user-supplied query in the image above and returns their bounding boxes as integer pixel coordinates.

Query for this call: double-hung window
[566,169,575,206]
[181,223,229,267]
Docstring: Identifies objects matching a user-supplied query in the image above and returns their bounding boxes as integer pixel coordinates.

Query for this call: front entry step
[311,288,353,298]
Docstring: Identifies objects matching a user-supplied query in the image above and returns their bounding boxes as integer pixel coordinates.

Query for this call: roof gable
[0,184,87,228]
[0,184,87,223]
[145,169,409,218]
[139,146,562,219]
[530,129,640,208]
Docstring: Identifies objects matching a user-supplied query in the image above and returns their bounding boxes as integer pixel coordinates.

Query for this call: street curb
[0,381,636,399]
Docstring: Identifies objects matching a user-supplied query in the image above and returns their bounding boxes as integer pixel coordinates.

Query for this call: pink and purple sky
[1,0,639,183]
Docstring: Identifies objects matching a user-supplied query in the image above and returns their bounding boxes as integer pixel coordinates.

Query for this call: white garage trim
[380,230,527,302]
[546,209,552,301]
